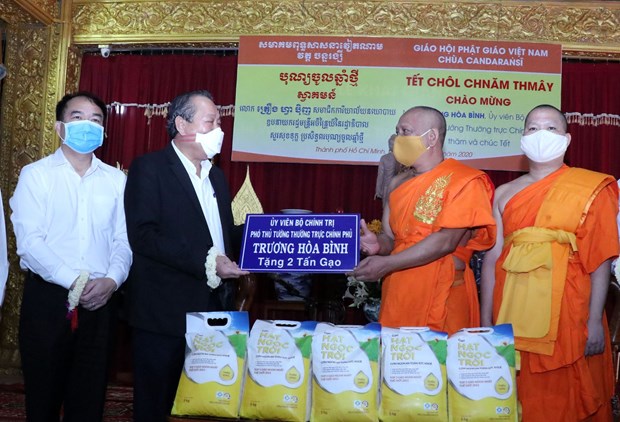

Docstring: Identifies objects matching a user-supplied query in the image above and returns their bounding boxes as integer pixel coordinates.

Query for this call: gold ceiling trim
[0,1,40,25]
[70,1,620,57]
[2,0,58,25]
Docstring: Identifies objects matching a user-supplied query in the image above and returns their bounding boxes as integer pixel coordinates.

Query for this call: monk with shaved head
[351,106,496,333]
[481,104,617,421]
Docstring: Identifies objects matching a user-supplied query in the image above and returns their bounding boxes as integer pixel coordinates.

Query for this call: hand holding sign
[360,219,381,256]
[217,255,249,279]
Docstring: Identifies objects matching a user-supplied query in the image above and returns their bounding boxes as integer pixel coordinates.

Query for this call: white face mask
[196,127,224,159]
[520,130,568,163]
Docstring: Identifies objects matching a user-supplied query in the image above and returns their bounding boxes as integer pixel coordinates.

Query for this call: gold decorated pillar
[0,0,73,375]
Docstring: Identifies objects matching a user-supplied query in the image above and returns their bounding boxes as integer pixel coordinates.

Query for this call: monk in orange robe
[351,106,496,334]
[481,104,618,421]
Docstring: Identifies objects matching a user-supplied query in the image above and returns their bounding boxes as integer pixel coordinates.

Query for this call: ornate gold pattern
[70,1,620,57]
[24,0,58,22]
[0,22,62,375]
[35,0,58,15]
[0,1,40,25]
[66,46,83,94]
[231,166,264,226]
[0,0,57,25]
[414,173,452,224]
[0,0,65,374]
[44,24,65,152]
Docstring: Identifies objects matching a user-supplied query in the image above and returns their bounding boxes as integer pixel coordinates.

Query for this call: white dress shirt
[172,142,225,254]
[10,148,132,290]
[0,191,8,305]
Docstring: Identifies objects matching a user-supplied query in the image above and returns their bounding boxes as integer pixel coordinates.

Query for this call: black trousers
[19,272,115,422]
[131,327,186,422]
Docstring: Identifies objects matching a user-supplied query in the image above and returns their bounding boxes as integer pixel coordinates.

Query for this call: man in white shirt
[124,90,247,422]
[10,91,132,421]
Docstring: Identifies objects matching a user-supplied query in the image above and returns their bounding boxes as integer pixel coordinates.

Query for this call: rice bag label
[447,333,513,400]
[383,330,443,395]
[311,322,381,422]
[447,324,518,422]
[172,312,248,419]
[248,326,304,388]
[312,327,373,394]
[241,320,316,422]
[380,327,448,422]
[184,330,238,385]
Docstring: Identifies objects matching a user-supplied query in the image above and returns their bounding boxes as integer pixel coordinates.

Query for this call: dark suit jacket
[124,144,241,337]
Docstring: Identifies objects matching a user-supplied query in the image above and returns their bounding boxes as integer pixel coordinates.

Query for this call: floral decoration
[343,276,381,308]
[66,270,90,331]
[365,219,382,235]
[205,246,222,289]
[343,217,383,309]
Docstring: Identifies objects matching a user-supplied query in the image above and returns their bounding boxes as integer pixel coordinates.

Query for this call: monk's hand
[585,318,605,356]
[351,256,390,282]
[216,255,249,279]
[360,219,380,256]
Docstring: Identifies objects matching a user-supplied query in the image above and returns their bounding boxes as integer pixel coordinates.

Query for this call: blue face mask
[61,120,104,154]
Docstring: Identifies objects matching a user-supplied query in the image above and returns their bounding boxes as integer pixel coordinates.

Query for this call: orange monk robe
[492,165,618,422]
[379,158,496,334]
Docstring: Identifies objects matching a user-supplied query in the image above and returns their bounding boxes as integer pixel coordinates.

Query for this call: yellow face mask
[393,129,432,167]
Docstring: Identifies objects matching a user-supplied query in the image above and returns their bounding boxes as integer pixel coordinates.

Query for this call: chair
[234,273,257,312]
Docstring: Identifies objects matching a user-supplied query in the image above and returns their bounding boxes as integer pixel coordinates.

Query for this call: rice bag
[241,319,316,421]
[311,322,381,422]
[171,311,248,418]
[447,324,518,422]
[380,327,448,421]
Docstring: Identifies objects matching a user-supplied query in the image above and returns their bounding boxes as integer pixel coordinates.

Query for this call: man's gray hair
[166,90,214,139]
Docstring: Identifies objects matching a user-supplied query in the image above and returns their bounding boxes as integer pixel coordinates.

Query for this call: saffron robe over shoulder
[379,158,496,333]
[492,165,618,422]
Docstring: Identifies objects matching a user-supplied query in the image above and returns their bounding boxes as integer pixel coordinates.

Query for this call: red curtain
[561,61,620,177]
[79,54,620,222]
[79,54,238,168]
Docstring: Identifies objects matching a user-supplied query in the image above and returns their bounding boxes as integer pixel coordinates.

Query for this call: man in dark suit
[124,90,248,422]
